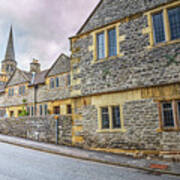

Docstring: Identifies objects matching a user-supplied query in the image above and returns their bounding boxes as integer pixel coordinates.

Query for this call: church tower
[1,26,17,76]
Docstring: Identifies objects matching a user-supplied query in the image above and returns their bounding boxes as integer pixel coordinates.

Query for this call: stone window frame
[97,104,126,133]
[90,23,123,64]
[158,100,180,132]
[8,88,14,97]
[49,75,66,90]
[144,1,180,48]
[39,104,43,116]
[18,85,26,96]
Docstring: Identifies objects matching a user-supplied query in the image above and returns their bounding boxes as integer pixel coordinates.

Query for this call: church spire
[1,26,17,75]
[4,25,15,61]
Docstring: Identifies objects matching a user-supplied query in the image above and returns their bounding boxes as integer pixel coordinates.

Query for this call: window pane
[12,88,14,96]
[101,107,109,129]
[56,77,59,87]
[27,107,30,116]
[67,105,72,114]
[97,32,105,59]
[31,106,34,116]
[50,78,54,89]
[67,75,71,86]
[112,106,121,128]
[162,103,174,127]
[23,86,25,95]
[108,28,117,57]
[40,105,43,116]
[168,7,180,40]
[19,87,21,95]
[153,12,165,43]
[44,104,48,115]
[53,106,60,115]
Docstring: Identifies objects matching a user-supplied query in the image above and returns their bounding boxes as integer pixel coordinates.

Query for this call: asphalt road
[0,142,179,180]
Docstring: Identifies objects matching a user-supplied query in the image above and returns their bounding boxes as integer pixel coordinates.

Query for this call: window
[19,86,25,95]
[39,105,43,116]
[159,101,180,130]
[101,107,110,129]
[162,103,174,127]
[108,28,117,57]
[53,106,60,115]
[97,32,105,59]
[31,106,34,116]
[168,7,180,40]
[56,77,59,87]
[152,12,165,43]
[27,106,30,116]
[10,111,14,117]
[94,25,119,62]
[18,110,22,116]
[67,75,71,86]
[8,88,14,96]
[98,105,124,131]
[44,104,48,115]
[149,4,180,45]
[50,78,55,89]
[67,104,72,114]
[112,106,121,128]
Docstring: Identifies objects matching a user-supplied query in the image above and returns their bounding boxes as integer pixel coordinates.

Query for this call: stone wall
[81,99,180,151]
[0,115,72,145]
[79,0,175,34]
[37,73,71,103]
[72,12,180,97]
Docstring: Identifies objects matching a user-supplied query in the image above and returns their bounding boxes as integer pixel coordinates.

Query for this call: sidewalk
[0,134,179,176]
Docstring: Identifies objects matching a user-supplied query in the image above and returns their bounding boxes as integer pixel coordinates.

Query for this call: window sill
[96,128,126,133]
[147,38,180,50]
[156,128,180,133]
[92,53,124,65]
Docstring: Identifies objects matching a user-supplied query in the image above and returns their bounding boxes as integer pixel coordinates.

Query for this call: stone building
[0,0,180,155]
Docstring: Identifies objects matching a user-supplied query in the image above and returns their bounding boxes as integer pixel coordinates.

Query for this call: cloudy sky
[0,0,98,71]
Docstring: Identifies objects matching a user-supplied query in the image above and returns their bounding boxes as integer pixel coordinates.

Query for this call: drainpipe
[34,85,38,116]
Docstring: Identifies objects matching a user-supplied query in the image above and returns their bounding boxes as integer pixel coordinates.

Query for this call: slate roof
[46,53,70,77]
[76,0,175,35]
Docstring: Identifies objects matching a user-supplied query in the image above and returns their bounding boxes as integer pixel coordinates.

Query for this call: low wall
[0,115,72,145]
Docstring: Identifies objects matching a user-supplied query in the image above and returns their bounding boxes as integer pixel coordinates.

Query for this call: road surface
[0,142,179,180]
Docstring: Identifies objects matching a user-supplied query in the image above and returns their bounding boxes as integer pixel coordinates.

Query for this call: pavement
[0,134,179,177]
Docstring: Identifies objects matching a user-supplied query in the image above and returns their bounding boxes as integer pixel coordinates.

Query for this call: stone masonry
[0,115,72,145]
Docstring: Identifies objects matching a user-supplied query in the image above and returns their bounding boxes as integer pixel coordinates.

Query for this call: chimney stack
[30,59,41,73]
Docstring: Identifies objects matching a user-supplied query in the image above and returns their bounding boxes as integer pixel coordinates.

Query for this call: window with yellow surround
[146,2,180,47]
[97,105,125,132]
[92,25,120,62]
[158,101,180,131]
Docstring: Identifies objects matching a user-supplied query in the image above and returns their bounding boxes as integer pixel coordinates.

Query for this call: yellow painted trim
[71,78,81,86]
[71,89,81,96]
[163,9,170,42]
[118,35,126,42]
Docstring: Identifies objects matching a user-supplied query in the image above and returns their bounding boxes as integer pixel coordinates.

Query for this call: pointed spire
[4,25,15,61]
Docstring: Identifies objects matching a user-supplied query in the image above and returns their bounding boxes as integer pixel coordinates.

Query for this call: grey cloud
[0,0,98,70]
